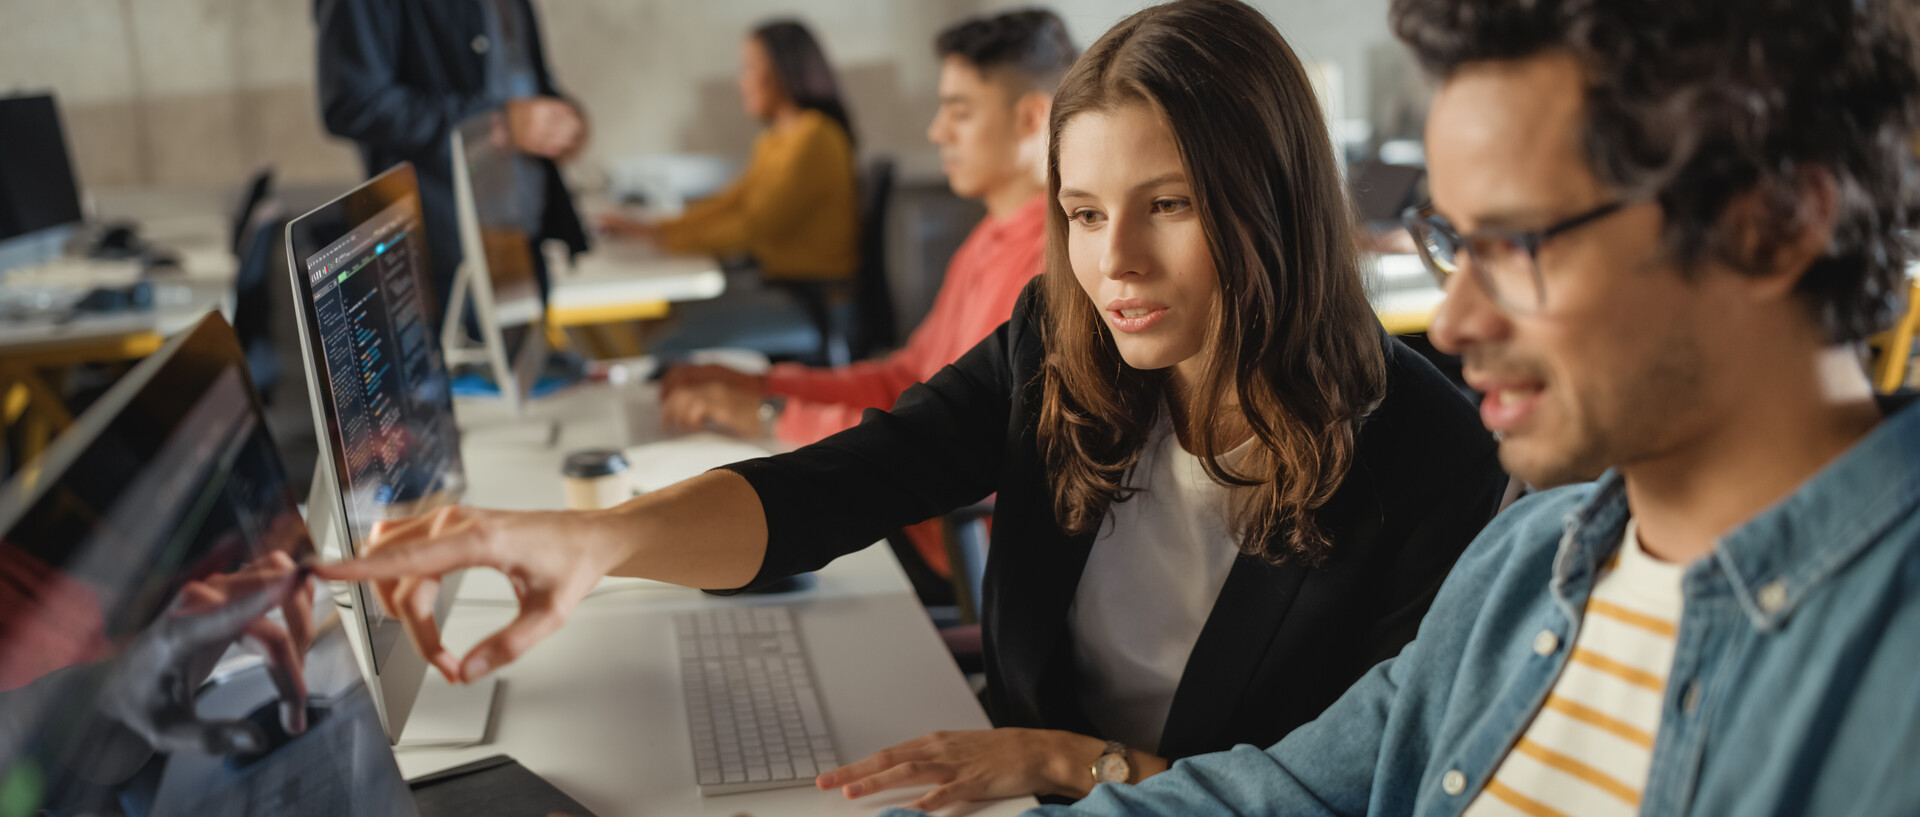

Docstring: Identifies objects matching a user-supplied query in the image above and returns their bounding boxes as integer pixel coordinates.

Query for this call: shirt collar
[1554,395,1920,631]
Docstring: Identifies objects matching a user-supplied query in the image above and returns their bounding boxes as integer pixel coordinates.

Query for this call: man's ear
[1721,165,1840,303]
[1015,90,1052,139]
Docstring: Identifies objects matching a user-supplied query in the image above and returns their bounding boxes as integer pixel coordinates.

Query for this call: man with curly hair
[993,0,1920,814]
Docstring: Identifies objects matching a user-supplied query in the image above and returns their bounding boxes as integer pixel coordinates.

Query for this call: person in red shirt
[660,10,1079,585]
[661,10,1077,443]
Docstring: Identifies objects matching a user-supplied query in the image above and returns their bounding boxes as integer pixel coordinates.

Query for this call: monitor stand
[397,675,500,747]
[306,469,502,748]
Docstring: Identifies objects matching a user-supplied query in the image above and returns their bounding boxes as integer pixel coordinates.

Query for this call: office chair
[1871,278,1920,392]
[850,157,897,359]
[767,156,898,365]
[228,168,283,401]
[932,500,994,676]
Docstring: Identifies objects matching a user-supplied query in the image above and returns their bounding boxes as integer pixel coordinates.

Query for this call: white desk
[0,187,238,352]
[551,238,725,316]
[410,382,1036,816]
[1366,253,1444,335]
[0,190,238,461]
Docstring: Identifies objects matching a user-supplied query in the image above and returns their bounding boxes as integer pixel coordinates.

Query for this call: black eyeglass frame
[1400,200,1628,314]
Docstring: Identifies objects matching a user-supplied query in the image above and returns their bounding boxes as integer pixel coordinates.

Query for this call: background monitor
[284,163,472,743]
[444,110,548,417]
[0,312,416,817]
[0,93,85,271]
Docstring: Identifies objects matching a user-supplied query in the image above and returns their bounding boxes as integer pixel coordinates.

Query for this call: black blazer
[723,280,1505,759]
[313,0,589,317]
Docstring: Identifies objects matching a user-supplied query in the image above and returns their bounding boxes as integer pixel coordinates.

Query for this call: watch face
[1093,752,1130,783]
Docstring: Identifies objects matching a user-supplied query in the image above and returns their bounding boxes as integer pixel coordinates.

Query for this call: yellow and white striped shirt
[1463,519,1685,817]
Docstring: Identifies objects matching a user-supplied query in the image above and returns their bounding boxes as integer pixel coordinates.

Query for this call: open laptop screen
[0,313,416,816]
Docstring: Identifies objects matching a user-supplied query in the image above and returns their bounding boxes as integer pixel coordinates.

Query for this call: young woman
[323,0,1506,809]
[604,19,859,282]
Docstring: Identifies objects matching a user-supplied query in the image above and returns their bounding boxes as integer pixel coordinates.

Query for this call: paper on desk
[623,432,773,493]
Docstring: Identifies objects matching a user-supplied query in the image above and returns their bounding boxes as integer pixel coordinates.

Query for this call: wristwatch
[1089,740,1131,785]
[757,395,786,438]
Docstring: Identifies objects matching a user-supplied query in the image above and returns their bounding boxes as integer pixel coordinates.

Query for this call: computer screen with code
[288,167,465,679]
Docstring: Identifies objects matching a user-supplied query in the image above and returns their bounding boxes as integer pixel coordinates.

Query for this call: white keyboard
[674,606,840,796]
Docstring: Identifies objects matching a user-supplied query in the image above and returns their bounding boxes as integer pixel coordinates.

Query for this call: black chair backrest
[229,167,282,398]
[229,166,275,258]
[851,157,896,359]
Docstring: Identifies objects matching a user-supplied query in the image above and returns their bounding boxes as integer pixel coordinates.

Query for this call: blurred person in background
[658,8,1079,599]
[315,0,591,324]
[602,20,859,286]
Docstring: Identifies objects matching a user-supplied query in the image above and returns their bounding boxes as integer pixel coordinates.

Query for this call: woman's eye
[1070,209,1105,227]
[1151,198,1191,215]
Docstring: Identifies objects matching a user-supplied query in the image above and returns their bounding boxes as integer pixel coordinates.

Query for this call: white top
[1068,409,1246,753]
[1463,519,1687,817]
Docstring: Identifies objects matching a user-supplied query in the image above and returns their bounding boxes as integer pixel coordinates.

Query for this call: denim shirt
[879,396,1920,817]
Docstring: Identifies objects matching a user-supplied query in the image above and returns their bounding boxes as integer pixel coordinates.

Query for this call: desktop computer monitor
[444,110,549,416]
[283,163,473,743]
[0,93,85,271]
[0,312,417,817]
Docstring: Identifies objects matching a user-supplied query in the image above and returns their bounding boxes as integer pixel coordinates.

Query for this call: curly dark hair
[935,9,1080,95]
[1391,0,1920,342]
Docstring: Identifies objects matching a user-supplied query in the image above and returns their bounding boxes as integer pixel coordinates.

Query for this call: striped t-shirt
[1463,519,1686,817]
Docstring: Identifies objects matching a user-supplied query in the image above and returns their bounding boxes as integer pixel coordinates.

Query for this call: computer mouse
[141,248,184,275]
[702,572,817,597]
[91,222,143,259]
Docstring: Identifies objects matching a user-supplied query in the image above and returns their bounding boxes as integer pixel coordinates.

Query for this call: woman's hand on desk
[662,380,766,438]
[660,363,769,397]
[816,728,1171,810]
[313,506,627,685]
[595,213,659,241]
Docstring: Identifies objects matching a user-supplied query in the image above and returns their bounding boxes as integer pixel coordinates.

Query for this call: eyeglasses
[1401,200,1628,315]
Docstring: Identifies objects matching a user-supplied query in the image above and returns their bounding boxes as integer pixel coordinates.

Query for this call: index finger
[312,526,494,582]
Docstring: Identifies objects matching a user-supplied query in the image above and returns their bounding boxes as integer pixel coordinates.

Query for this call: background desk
[0,188,237,464]
[547,206,726,359]
[404,381,1036,816]
[1367,253,1444,335]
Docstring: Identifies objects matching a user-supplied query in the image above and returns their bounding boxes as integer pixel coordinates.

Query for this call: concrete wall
[0,0,1408,193]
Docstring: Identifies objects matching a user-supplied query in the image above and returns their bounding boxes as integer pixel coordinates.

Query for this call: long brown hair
[1037,0,1386,565]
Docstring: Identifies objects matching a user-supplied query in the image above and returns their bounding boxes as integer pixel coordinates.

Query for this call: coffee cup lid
[562,449,629,478]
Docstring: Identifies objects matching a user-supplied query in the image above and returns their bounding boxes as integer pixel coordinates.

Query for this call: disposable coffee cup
[561,449,632,510]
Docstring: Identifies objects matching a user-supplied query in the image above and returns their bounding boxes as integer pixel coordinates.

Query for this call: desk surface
[417,382,1035,816]
[549,237,725,313]
[0,188,238,355]
[1367,253,1443,335]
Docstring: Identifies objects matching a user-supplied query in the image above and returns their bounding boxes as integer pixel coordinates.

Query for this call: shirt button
[1683,681,1703,715]
[1442,769,1467,795]
[471,34,492,54]
[1532,629,1560,656]
[1757,580,1788,613]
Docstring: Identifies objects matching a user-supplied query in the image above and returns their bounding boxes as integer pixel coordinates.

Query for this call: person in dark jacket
[313,0,590,324]
[318,0,1506,810]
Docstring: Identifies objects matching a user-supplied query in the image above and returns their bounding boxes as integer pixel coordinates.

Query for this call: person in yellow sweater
[606,20,859,282]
